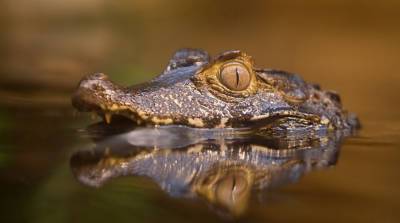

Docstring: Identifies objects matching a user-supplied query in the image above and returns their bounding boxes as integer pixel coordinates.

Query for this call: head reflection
[70,123,344,217]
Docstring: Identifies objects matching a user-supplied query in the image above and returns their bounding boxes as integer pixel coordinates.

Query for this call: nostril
[91,72,108,80]
[77,73,111,91]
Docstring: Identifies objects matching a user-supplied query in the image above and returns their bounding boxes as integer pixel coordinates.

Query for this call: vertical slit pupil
[220,63,251,91]
[235,67,240,87]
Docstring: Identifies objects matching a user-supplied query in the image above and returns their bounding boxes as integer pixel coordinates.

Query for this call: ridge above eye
[219,63,251,91]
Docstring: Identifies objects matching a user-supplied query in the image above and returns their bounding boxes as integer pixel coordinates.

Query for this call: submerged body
[72,49,359,130]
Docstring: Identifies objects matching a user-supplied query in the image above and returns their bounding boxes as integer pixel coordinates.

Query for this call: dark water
[0,97,399,223]
[1,0,400,222]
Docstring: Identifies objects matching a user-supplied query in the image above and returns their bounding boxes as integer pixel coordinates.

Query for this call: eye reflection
[219,63,251,91]
[197,168,252,216]
[70,124,343,218]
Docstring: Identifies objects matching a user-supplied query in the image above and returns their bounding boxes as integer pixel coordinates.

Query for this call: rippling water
[0,100,399,222]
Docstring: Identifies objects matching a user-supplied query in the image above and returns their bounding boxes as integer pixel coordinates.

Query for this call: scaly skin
[72,49,360,130]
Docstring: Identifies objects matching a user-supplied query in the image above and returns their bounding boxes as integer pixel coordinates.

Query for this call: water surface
[0,96,399,222]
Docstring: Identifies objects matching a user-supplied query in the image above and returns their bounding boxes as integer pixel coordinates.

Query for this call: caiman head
[72,49,359,130]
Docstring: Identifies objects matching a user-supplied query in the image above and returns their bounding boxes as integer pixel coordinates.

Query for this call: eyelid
[191,54,258,102]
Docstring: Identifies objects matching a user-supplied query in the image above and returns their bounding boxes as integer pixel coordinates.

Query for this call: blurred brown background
[1,0,399,120]
[1,2,400,222]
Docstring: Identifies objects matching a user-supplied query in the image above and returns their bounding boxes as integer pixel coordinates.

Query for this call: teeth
[104,113,112,124]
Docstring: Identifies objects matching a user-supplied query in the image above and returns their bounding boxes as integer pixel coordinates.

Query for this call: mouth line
[250,110,319,121]
[247,110,323,129]
[89,107,323,130]
[74,88,323,129]
[93,106,174,126]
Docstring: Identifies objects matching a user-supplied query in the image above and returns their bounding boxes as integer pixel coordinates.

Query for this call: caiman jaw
[71,73,144,125]
[72,73,323,128]
[73,92,173,126]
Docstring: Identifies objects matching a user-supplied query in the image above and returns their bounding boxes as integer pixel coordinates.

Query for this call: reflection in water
[70,122,345,217]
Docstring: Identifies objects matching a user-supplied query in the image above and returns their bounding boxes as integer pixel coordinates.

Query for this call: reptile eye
[219,63,251,91]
